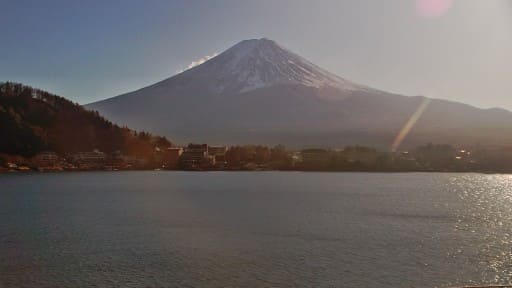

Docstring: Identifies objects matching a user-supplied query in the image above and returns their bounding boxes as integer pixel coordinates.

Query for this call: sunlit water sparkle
[1,172,511,287]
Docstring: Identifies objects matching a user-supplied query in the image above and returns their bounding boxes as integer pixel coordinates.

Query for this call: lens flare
[391,98,431,152]
[416,0,454,18]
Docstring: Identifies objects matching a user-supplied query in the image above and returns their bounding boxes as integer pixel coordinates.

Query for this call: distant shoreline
[0,168,507,175]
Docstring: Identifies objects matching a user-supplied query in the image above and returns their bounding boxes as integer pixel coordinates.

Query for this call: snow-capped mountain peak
[86,38,512,148]
[179,38,364,94]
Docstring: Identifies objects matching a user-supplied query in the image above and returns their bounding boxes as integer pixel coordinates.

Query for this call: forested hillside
[0,82,171,157]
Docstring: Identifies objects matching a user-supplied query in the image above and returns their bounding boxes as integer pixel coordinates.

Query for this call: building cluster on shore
[0,144,232,172]
[3,142,512,173]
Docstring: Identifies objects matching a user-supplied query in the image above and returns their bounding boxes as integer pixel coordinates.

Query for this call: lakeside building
[163,147,183,169]
[6,162,18,169]
[208,146,227,157]
[343,146,379,166]
[179,144,215,170]
[71,150,106,169]
[111,151,148,168]
[208,146,227,169]
[301,149,330,169]
[32,151,60,168]
[391,151,420,170]
[119,155,148,168]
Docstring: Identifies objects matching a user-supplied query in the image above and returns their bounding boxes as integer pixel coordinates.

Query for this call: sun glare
[391,98,431,152]
[416,0,454,18]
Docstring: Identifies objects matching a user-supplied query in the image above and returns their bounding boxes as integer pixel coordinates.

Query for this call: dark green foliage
[225,145,292,169]
[415,143,456,170]
[0,82,172,157]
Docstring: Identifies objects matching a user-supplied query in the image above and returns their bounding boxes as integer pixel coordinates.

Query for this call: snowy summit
[177,38,364,94]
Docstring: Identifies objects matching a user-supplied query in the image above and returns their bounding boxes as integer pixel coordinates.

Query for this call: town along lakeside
[3,143,512,174]
[4,83,512,174]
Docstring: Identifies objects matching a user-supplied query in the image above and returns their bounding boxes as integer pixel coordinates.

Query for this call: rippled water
[1,172,512,287]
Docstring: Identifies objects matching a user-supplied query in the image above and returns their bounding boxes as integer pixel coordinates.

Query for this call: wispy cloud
[176,53,218,74]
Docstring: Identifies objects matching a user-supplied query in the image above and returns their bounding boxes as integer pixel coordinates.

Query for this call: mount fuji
[86,38,512,148]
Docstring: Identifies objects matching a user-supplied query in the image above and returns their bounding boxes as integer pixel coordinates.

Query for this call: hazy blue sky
[1,0,511,108]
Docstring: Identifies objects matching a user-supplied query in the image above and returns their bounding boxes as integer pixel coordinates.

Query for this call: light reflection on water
[450,174,512,285]
[0,172,512,287]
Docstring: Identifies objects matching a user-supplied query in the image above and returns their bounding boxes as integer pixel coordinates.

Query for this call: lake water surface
[1,172,512,287]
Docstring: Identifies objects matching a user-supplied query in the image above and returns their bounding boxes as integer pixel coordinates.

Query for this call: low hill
[0,82,171,157]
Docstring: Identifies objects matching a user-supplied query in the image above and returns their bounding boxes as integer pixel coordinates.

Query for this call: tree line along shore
[3,143,512,173]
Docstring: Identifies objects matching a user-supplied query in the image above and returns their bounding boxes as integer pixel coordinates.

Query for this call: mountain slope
[0,82,171,157]
[86,38,512,148]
